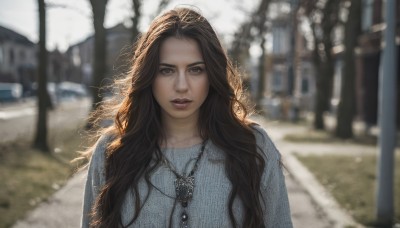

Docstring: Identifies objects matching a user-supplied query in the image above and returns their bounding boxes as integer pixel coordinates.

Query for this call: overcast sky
[0,0,258,52]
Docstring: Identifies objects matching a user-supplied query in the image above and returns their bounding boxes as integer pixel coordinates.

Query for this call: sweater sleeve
[81,135,109,228]
[253,125,293,228]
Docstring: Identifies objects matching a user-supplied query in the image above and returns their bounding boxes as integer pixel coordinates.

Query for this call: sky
[0,0,259,53]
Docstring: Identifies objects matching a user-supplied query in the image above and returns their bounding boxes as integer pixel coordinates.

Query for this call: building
[0,25,36,96]
[262,1,316,119]
[66,23,132,88]
[0,25,73,100]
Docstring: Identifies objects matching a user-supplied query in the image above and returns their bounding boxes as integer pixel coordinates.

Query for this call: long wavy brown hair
[87,7,266,228]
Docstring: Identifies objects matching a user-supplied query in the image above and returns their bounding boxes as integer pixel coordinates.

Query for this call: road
[0,98,91,143]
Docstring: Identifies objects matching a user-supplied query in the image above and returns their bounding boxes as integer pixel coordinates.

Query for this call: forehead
[159,37,203,63]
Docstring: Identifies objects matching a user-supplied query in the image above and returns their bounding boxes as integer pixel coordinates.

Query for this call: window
[272,69,283,92]
[301,67,310,94]
[301,78,309,94]
[19,50,25,62]
[272,25,289,55]
[72,47,81,66]
[362,0,373,31]
[0,45,3,64]
[9,49,14,66]
[373,0,383,25]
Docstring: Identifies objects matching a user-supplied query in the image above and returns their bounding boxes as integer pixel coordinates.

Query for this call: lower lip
[171,101,191,109]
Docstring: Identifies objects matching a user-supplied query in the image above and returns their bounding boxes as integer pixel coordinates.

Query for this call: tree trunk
[33,0,49,152]
[311,0,339,130]
[335,0,362,138]
[315,50,335,130]
[257,36,266,108]
[314,71,326,129]
[89,0,108,112]
[228,0,271,104]
[131,0,141,43]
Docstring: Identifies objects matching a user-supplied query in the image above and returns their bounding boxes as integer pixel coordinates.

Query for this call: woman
[81,7,293,228]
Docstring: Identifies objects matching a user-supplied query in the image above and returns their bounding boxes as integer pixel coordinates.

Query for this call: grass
[284,128,380,146]
[296,153,400,226]
[0,126,89,228]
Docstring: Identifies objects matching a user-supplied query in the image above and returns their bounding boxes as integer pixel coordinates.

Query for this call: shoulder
[249,124,287,194]
[90,133,115,167]
[249,124,281,162]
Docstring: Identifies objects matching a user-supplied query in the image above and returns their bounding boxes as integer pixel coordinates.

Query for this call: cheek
[152,80,163,102]
[203,79,210,96]
[204,84,210,97]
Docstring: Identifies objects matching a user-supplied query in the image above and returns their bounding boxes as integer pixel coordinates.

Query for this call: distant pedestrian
[80,7,292,228]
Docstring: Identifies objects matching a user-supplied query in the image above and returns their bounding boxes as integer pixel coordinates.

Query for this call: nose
[174,70,189,92]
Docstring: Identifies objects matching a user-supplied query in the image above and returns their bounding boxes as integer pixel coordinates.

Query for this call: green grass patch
[0,127,89,228]
[284,129,380,146]
[296,154,400,226]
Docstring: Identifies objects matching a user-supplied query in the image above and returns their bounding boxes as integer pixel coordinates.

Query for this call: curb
[284,152,364,228]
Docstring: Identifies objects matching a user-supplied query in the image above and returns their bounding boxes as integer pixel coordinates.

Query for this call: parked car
[0,83,22,102]
[58,81,88,99]
[32,81,88,104]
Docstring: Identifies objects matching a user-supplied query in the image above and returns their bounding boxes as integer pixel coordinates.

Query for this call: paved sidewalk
[12,115,372,228]
[13,171,86,228]
[253,116,363,228]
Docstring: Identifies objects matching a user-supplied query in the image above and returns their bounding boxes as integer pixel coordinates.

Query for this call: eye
[188,66,204,75]
[159,67,174,75]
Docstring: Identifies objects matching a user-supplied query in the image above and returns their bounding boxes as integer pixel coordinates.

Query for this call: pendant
[180,211,189,228]
[174,176,195,203]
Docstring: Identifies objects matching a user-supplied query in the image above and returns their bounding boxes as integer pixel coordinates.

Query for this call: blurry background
[0,0,399,227]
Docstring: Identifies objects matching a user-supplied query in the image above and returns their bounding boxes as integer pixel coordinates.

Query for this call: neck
[161,116,202,148]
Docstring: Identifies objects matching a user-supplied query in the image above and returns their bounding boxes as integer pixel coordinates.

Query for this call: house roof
[66,23,130,52]
[107,23,130,34]
[0,25,35,46]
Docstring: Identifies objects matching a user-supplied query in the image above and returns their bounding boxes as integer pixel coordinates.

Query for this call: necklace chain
[162,141,206,179]
[148,141,206,200]
[160,140,207,228]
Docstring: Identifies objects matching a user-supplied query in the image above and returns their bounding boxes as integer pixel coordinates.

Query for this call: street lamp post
[376,0,397,225]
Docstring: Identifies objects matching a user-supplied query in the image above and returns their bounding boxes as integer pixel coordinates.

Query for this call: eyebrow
[159,61,205,67]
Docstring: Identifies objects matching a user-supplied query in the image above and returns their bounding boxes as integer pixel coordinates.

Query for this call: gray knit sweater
[81,125,293,227]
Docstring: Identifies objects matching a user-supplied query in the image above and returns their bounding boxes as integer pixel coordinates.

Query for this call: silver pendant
[180,211,189,228]
[174,176,194,203]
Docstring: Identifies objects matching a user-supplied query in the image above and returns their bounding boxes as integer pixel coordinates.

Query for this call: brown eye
[189,66,204,74]
[159,68,174,75]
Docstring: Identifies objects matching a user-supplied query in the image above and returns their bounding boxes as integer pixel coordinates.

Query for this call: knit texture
[81,125,293,227]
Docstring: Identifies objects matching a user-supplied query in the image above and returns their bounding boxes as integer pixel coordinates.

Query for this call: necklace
[161,141,206,228]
